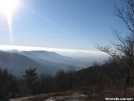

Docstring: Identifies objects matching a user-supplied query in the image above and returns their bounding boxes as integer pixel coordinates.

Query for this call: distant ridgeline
[0,50,92,75]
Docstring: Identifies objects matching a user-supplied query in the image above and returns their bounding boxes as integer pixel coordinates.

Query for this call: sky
[0,0,128,54]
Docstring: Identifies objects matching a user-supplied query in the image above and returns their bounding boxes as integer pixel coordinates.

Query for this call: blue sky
[0,0,128,53]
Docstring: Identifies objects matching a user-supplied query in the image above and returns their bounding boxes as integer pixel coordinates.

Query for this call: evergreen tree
[23,68,38,94]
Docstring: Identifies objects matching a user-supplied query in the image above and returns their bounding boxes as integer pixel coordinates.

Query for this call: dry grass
[22,91,71,101]
[21,86,134,101]
[22,90,90,101]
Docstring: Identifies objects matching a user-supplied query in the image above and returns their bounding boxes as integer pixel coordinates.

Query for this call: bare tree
[66,66,76,90]
[42,74,53,93]
[56,69,67,90]
[92,62,100,85]
[114,0,134,33]
[96,0,134,93]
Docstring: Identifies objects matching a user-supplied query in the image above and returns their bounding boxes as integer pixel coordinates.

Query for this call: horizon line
[0,45,107,55]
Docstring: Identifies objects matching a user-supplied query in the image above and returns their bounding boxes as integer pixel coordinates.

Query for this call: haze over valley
[0,48,108,75]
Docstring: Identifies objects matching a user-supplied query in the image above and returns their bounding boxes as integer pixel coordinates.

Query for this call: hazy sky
[0,0,128,53]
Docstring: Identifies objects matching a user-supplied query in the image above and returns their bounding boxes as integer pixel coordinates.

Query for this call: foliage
[0,68,19,99]
[23,68,38,94]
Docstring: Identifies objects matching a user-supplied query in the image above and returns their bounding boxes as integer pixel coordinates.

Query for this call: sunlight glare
[0,0,18,17]
[0,0,19,45]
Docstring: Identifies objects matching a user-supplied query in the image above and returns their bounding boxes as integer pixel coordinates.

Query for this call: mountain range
[0,50,93,75]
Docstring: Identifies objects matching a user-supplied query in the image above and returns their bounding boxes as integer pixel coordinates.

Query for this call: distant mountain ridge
[0,51,58,75]
[25,50,90,67]
[0,50,91,75]
[20,51,79,71]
